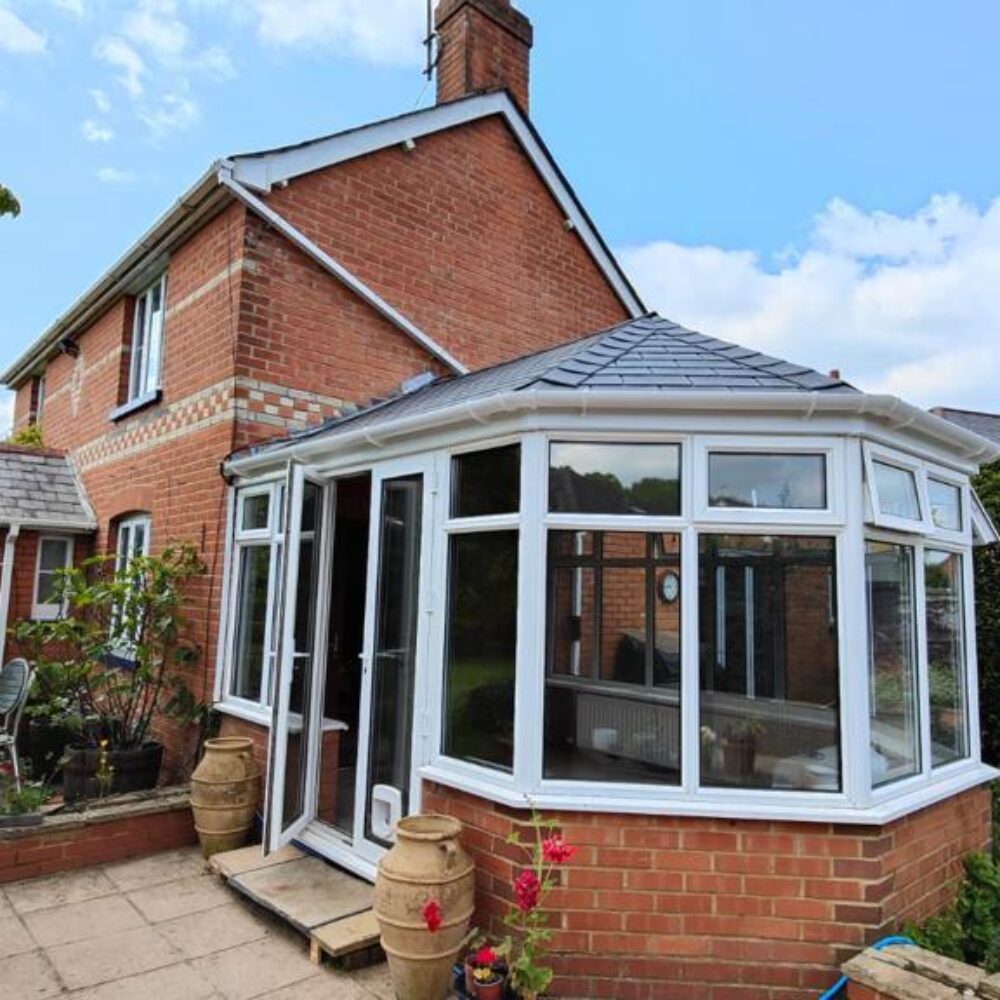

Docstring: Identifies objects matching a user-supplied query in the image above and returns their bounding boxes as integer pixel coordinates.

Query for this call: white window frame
[695,436,845,525]
[110,514,151,660]
[127,273,166,403]
[863,442,933,533]
[924,464,969,543]
[32,535,73,621]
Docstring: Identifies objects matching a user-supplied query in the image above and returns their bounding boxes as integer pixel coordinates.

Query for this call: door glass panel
[280,481,322,832]
[365,474,423,845]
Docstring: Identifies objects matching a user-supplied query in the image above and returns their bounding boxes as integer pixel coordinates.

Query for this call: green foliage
[905,850,1000,972]
[0,778,50,816]
[974,460,1000,765]
[6,423,43,448]
[0,183,20,219]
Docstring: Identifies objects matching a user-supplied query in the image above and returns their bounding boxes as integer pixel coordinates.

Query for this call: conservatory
[216,315,999,886]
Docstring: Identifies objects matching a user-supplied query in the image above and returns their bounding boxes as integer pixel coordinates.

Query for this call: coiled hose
[817,935,915,999]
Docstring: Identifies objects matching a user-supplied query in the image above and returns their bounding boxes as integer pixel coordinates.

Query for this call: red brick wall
[422,781,992,999]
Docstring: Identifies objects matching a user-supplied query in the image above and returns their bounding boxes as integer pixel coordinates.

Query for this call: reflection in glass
[925,550,968,766]
[872,461,921,521]
[231,545,270,701]
[549,442,680,515]
[866,541,920,785]
[242,493,270,531]
[699,535,841,791]
[708,453,826,509]
[443,531,518,771]
[544,531,681,784]
[451,444,520,518]
[928,479,962,532]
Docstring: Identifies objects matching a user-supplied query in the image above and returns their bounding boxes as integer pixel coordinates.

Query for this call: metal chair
[0,658,33,791]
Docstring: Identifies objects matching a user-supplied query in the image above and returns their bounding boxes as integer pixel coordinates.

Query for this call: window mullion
[915,541,932,778]
[680,525,699,794]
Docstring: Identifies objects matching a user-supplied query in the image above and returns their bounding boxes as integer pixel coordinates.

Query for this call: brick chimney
[434,0,533,112]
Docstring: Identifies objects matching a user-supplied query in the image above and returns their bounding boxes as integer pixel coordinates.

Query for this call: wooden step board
[310,909,381,967]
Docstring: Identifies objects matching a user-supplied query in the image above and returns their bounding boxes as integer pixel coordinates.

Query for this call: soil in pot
[62,742,164,803]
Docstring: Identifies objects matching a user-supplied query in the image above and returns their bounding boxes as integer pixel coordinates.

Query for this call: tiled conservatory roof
[0,446,96,531]
[237,314,855,459]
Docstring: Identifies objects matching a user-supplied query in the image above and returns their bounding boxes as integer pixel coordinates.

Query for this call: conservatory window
[549,442,680,515]
[928,479,963,533]
[924,549,968,766]
[708,453,827,510]
[698,535,841,791]
[866,541,921,786]
[544,530,681,784]
[442,444,520,772]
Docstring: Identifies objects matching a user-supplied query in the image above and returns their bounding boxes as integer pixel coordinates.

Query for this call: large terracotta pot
[374,814,475,1000]
[189,737,260,857]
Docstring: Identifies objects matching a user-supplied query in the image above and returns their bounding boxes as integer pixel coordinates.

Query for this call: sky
[1,0,999,436]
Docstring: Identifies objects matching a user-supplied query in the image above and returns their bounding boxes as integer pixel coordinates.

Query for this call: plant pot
[62,742,164,803]
[373,814,475,1000]
[190,737,261,857]
[25,717,78,782]
[722,735,756,777]
[464,956,477,996]
[474,974,504,1000]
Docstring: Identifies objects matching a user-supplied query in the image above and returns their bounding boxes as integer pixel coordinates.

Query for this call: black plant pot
[25,717,79,783]
[62,742,164,803]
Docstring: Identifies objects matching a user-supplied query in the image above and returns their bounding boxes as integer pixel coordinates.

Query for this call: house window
[544,530,681,784]
[109,514,151,659]
[33,536,73,620]
[442,444,521,772]
[925,549,968,766]
[698,534,841,791]
[928,479,962,533]
[708,453,826,510]
[549,442,681,515]
[866,541,920,786]
[128,274,166,403]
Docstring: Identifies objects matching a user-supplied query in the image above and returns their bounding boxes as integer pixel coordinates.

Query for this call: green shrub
[6,422,44,448]
[975,460,1000,766]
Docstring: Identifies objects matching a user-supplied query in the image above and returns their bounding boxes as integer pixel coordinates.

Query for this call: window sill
[215,699,271,728]
[109,389,162,423]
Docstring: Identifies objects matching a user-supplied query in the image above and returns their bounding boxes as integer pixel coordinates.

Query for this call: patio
[0,846,394,999]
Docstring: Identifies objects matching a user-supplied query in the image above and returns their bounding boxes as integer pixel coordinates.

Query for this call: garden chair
[0,658,32,792]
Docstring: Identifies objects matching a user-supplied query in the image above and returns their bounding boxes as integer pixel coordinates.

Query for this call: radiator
[575,691,680,768]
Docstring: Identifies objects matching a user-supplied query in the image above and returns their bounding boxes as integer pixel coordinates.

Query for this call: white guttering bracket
[0,523,22,666]
[217,165,468,378]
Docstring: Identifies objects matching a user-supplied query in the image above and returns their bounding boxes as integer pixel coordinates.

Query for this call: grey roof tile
[932,407,1000,444]
[0,448,95,530]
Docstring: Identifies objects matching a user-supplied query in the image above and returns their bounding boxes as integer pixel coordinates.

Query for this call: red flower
[422,898,442,933]
[473,946,497,968]
[541,835,577,864]
[513,869,540,912]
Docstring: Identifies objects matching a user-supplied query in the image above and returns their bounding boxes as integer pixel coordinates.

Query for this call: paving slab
[69,961,221,1000]
[126,871,231,923]
[230,855,372,933]
[23,893,145,948]
[257,972,372,999]
[103,845,208,891]
[46,924,183,991]
[156,901,270,959]
[0,948,64,998]
[209,843,304,879]
[0,887,14,919]
[0,914,37,959]
[4,866,117,914]
[191,934,320,1000]
[348,960,396,1000]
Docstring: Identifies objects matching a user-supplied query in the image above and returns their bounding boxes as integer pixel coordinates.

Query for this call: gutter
[216,164,468,377]
[0,523,21,665]
[224,387,1000,477]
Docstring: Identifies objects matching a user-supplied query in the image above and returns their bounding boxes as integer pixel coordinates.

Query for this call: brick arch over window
[107,487,156,524]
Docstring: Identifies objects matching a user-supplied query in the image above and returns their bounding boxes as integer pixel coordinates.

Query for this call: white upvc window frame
[32,535,73,621]
[863,442,933,533]
[127,273,167,404]
[110,514,151,661]
[924,463,970,543]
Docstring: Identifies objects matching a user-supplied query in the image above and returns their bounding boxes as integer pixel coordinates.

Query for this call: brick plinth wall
[421,781,992,1000]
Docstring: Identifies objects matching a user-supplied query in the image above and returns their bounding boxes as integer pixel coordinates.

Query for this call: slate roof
[932,407,1000,446]
[0,447,96,531]
[237,313,855,461]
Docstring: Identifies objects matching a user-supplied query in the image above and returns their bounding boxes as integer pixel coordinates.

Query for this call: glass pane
[544,530,681,784]
[928,479,962,532]
[699,535,841,792]
[709,453,826,509]
[242,493,270,532]
[873,461,921,521]
[39,538,67,573]
[549,442,681,515]
[451,444,521,518]
[230,544,271,701]
[866,541,920,785]
[366,476,423,844]
[443,531,518,771]
[925,550,968,766]
[130,297,146,400]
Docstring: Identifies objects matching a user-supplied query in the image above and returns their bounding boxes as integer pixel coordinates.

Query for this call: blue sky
[2,0,999,434]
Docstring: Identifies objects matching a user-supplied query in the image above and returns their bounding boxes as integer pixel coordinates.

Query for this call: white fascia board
[225,387,1000,477]
[227,92,646,319]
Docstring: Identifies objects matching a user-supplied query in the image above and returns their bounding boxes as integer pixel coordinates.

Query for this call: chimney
[434,0,533,113]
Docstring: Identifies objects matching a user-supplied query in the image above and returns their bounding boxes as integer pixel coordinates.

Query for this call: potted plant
[699,725,717,774]
[0,763,50,828]
[471,947,505,1000]
[18,545,203,802]
[722,719,761,778]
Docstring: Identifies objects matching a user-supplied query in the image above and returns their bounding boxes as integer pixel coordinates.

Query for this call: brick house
[3,2,1000,996]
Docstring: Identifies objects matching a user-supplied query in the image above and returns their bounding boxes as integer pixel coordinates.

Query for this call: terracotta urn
[373,814,475,1000]
[189,737,260,857]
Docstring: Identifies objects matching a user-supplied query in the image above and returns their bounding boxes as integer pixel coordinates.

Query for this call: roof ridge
[542,317,664,384]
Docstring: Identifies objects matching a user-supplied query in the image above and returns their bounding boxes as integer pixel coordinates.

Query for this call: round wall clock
[659,571,680,603]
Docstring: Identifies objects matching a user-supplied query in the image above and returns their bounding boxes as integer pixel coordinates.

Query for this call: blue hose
[817,935,915,999]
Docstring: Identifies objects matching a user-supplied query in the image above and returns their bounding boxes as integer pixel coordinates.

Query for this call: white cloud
[50,0,85,16]
[0,392,13,439]
[122,0,235,78]
[138,90,199,137]
[96,166,137,183]
[81,118,114,142]
[94,36,146,97]
[251,0,424,66]
[0,4,47,54]
[89,87,111,112]
[619,193,1000,411]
